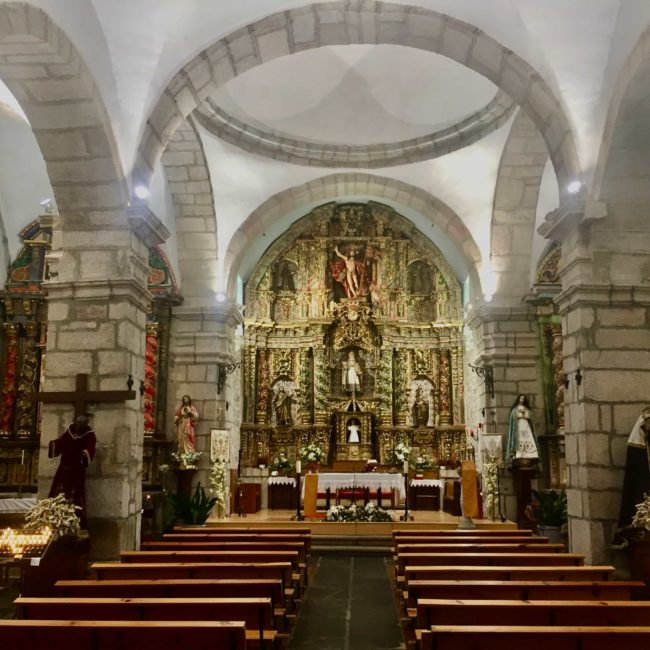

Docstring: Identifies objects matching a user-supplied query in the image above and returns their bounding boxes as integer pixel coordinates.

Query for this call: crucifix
[28,373,137,418]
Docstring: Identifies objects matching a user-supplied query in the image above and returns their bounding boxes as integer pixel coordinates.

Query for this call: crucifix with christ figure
[28,373,137,418]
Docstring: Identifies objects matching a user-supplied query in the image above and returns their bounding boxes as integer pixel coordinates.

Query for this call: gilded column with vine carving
[297,347,312,424]
[551,323,564,430]
[438,349,451,425]
[393,349,409,425]
[0,323,19,437]
[377,346,394,426]
[15,322,41,438]
[244,345,256,422]
[313,345,329,424]
[143,322,159,437]
[255,349,270,424]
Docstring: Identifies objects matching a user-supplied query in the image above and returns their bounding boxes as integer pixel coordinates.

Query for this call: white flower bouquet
[24,493,81,539]
[390,441,410,465]
[301,443,324,464]
[325,502,393,522]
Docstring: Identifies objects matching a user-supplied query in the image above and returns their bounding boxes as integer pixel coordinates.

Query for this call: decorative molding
[127,205,171,248]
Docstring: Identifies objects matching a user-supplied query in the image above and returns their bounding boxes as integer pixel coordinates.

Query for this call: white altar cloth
[268,476,296,487]
[0,497,37,512]
[301,472,405,498]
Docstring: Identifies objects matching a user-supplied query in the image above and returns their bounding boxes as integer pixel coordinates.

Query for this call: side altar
[240,202,470,472]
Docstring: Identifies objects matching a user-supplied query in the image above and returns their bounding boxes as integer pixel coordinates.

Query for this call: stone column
[540,198,650,563]
[38,207,165,559]
[168,302,243,491]
[465,304,545,521]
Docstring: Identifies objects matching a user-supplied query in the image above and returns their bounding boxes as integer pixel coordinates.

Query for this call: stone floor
[288,555,405,650]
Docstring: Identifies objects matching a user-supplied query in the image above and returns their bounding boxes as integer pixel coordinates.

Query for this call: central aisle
[288,555,405,650]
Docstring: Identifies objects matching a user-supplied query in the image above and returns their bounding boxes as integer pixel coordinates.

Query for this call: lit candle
[403,460,409,475]
[295,460,301,474]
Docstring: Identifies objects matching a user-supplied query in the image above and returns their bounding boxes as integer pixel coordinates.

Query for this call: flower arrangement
[390,441,410,465]
[632,492,650,532]
[270,452,293,474]
[209,457,228,516]
[414,455,436,471]
[301,442,324,465]
[171,450,203,468]
[24,493,81,539]
[325,502,393,522]
[482,455,502,521]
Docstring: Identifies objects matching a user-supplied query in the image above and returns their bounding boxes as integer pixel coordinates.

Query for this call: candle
[295,460,301,474]
[21,450,25,465]
[403,460,409,475]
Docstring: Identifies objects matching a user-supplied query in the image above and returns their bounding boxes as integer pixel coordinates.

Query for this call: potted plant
[270,452,293,476]
[527,489,567,544]
[168,482,218,525]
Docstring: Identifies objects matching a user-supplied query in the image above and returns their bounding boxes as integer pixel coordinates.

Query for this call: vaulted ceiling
[0,1,647,299]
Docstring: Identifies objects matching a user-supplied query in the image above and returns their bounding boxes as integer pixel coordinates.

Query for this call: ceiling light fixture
[133,185,150,200]
[567,180,582,195]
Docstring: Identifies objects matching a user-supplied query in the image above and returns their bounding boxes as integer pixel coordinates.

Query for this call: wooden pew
[416,599,650,628]
[392,529,533,537]
[142,540,308,564]
[15,596,276,648]
[0,620,246,650]
[395,543,564,554]
[403,565,615,584]
[91,561,294,588]
[55,577,290,629]
[397,552,585,575]
[404,580,645,607]
[175,526,311,536]
[419,625,650,650]
[394,536,548,545]
[166,532,312,554]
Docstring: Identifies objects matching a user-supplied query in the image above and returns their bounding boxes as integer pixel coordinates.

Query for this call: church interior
[2,1,650,646]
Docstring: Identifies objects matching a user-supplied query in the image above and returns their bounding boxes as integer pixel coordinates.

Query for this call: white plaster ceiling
[209,45,497,145]
[2,1,650,297]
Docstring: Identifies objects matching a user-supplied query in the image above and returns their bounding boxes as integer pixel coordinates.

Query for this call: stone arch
[161,117,218,307]
[0,3,127,217]
[593,24,650,206]
[490,110,549,306]
[225,173,481,298]
[134,1,579,198]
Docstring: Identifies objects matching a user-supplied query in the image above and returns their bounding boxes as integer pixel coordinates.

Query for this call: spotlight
[215,291,227,303]
[567,180,582,195]
[134,185,150,200]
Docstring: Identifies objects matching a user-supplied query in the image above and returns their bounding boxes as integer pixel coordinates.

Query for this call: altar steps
[311,534,392,555]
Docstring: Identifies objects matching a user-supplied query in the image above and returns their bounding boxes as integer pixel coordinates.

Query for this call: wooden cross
[29,373,136,418]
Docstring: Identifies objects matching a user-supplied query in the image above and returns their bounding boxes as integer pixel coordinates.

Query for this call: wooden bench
[142,540,308,564]
[394,536,547,545]
[91,561,295,590]
[175,526,311,535]
[392,529,532,537]
[15,596,276,648]
[166,532,312,554]
[419,625,650,650]
[0,620,246,650]
[397,552,584,575]
[395,543,564,554]
[403,565,615,584]
[404,580,645,607]
[55,577,290,629]
[415,599,650,628]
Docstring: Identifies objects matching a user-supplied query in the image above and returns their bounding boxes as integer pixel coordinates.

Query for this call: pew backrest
[0,620,246,650]
[403,565,614,583]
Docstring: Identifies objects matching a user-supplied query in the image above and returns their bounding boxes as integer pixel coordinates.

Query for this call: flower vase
[307,463,320,473]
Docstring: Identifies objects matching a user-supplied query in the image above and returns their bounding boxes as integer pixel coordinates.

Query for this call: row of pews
[394,527,650,650]
[1,526,312,649]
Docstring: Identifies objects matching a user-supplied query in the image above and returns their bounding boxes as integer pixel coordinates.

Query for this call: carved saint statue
[341,350,362,394]
[273,385,292,426]
[174,395,199,456]
[411,386,430,427]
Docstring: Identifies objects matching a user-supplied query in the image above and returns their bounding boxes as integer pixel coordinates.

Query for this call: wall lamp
[469,363,495,399]
[217,362,242,394]
[563,369,582,388]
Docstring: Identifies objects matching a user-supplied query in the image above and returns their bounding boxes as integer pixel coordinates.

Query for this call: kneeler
[461,460,480,518]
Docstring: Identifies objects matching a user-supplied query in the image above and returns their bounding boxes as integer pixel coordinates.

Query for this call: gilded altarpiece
[240,202,468,469]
